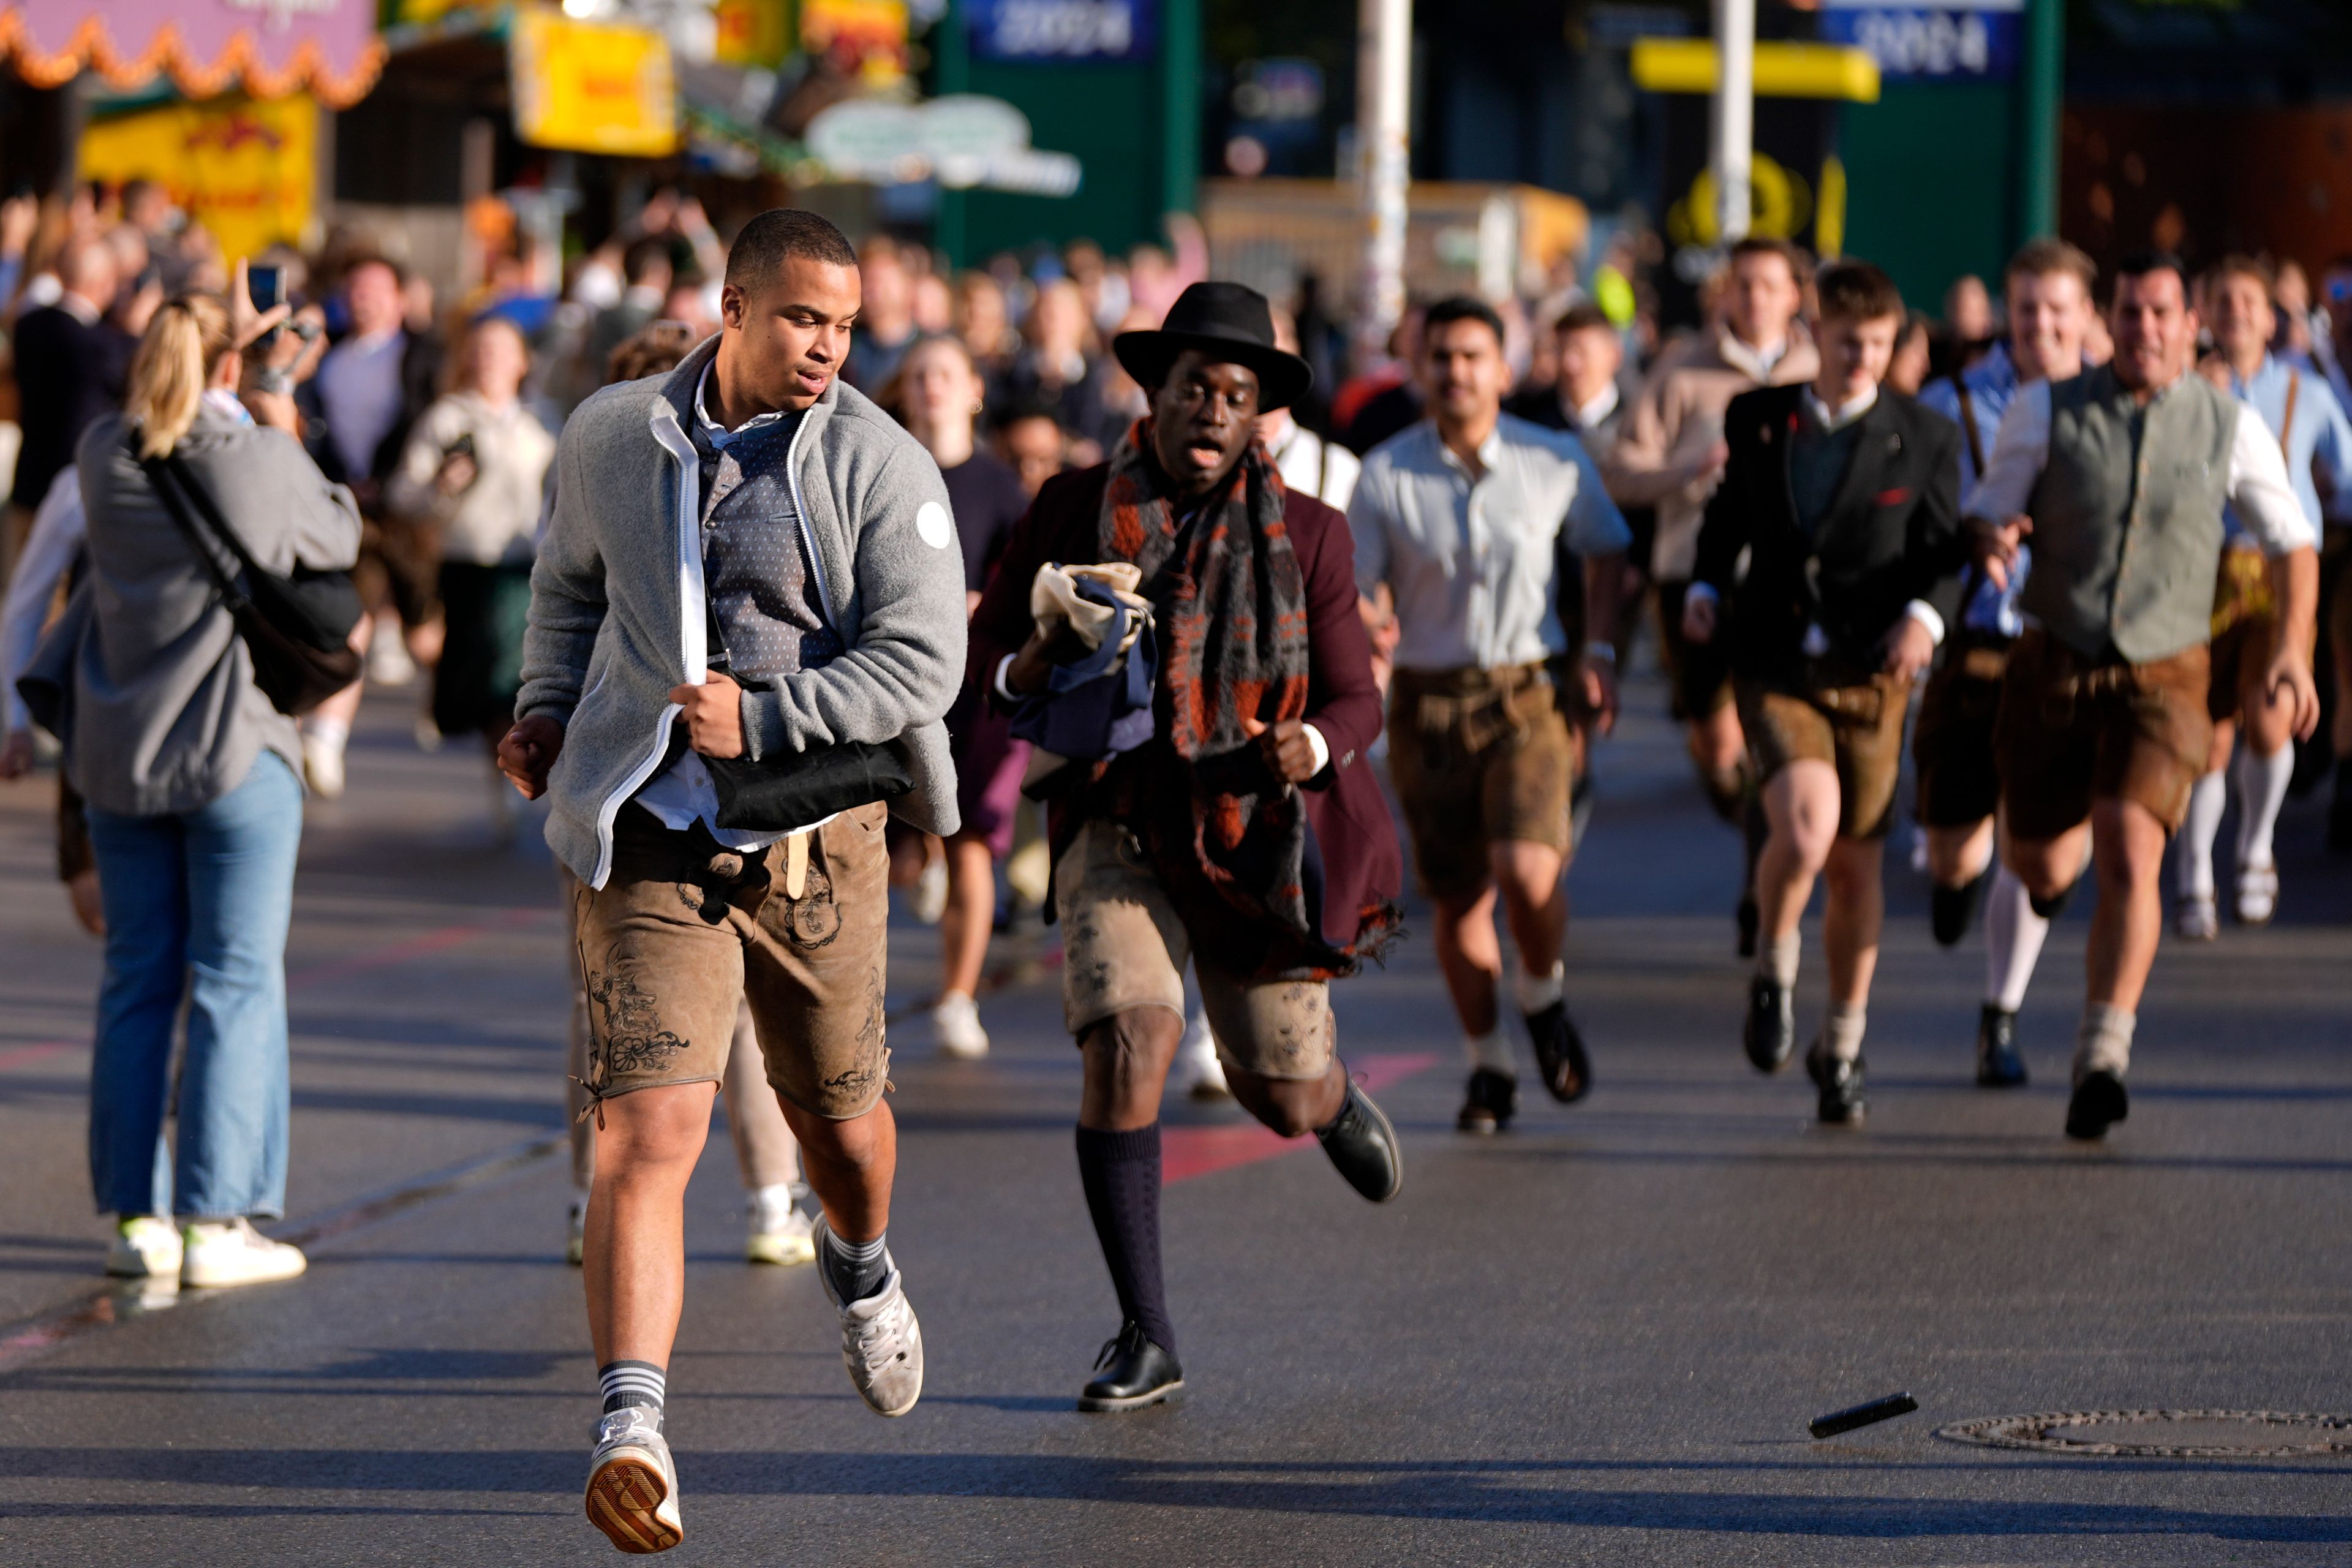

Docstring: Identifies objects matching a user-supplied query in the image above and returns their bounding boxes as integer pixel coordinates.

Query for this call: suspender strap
[1950,372,1986,480]
[2280,368,2300,459]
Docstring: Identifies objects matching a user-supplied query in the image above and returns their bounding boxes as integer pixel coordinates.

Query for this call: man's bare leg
[584,1083,717,1368]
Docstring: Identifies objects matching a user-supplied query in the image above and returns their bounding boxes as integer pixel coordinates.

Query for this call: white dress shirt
[1350,413,1632,672]
[1966,377,2316,557]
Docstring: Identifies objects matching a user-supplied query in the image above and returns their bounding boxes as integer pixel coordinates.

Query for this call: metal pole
[935,0,969,268]
[1354,0,1410,365]
[1161,0,1201,224]
[1709,0,1754,246]
[2015,0,2062,245]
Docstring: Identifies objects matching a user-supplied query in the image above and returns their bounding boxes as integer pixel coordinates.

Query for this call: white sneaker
[107,1216,184,1280]
[814,1219,924,1417]
[932,992,989,1060]
[2174,894,2219,941]
[2235,862,2279,926]
[566,1196,587,1267]
[745,1186,815,1266]
[584,1407,682,1554]
[913,854,949,925]
[301,729,347,800]
[366,628,416,688]
[1176,1008,1229,1100]
[179,1218,307,1289]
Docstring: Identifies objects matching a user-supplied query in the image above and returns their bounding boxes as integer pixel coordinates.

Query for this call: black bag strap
[134,434,253,616]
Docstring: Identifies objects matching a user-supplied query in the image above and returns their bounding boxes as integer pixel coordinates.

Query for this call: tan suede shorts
[570,803,892,1120]
[1385,662,1578,900]
[1054,818,1335,1082]
[1736,665,1913,841]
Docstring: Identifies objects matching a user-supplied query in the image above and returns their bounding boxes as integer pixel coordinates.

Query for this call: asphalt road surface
[2,673,2348,1566]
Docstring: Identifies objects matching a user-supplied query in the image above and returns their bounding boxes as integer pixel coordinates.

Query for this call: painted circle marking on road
[1937,1409,2352,1458]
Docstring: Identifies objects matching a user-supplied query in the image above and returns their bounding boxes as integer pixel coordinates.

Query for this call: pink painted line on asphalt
[0,1041,74,1072]
[1162,1051,1441,1185]
[0,908,557,1074]
[285,905,556,992]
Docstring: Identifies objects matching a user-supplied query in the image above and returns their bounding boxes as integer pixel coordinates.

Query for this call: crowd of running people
[1,181,2345,1553]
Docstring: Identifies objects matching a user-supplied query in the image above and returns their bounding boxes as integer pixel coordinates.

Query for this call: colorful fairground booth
[0,0,383,262]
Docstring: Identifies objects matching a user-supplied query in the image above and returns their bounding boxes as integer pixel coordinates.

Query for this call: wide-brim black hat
[1112,280,1313,413]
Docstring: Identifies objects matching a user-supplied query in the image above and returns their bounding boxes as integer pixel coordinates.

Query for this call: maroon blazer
[968,462,1401,951]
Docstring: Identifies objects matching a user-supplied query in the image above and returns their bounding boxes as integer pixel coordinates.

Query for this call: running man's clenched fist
[497,714,565,799]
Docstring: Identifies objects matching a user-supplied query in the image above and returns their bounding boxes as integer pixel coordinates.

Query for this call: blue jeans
[85,751,304,1219]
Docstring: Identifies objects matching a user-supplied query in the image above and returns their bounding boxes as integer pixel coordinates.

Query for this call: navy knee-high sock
[1074,1123,1174,1354]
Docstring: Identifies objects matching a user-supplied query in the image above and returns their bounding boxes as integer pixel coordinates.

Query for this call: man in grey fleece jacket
[497,209,965,1556]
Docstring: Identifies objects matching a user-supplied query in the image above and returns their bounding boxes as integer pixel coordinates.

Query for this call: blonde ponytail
[126,294,233,459]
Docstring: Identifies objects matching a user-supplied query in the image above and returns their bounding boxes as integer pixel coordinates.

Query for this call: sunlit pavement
[2,671,2347,1566]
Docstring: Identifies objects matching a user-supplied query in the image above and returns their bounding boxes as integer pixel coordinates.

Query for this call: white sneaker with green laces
[179,1218,307,1289]
[107,1216,184,1280]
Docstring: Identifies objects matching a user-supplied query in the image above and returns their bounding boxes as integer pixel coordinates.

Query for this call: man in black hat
[968,281,1406,1412]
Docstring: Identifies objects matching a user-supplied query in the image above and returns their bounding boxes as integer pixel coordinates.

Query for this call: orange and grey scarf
[1096,420,1391,981]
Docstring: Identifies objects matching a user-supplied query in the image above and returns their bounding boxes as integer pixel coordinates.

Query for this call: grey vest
[2022,366,2236,663]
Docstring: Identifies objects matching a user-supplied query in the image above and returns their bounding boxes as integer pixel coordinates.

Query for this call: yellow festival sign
[509,8,679,157]
[79,95,317,266]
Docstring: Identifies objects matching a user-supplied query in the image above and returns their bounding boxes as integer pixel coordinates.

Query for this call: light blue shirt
[2220,353,2352,541]
[1351,414,1632,671]
[1922,344,2029,636]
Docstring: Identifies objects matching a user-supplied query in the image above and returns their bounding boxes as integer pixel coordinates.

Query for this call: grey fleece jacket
[518,336,967,888]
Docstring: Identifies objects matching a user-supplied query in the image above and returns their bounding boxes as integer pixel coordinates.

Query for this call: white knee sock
[2174,770,2226,901]
[1982,864,2049,1014]
[2074,1002,2135,1080]
[2232,744,2294,872]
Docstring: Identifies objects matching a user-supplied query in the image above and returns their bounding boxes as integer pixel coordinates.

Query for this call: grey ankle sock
[1758,932,1800,989]
[821,1226,890,1303]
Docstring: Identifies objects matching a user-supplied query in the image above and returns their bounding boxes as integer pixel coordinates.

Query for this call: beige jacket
[386,393,557,567]
[1608,326,1819,581]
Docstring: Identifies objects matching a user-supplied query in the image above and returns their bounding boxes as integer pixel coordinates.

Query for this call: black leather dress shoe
[1807,1044,1867,1126]
[2065,1069,2130,1140]
[1931,867,1991,948]
[1974,1003,2027,1087]
[1524,1003,1591,1103]
[1078,1321,1184,1412]
[1735,895,1760,959]
[1316,1078,1403,1202]
[1743,974,1795,1073]
[1457,1068,1518,1134]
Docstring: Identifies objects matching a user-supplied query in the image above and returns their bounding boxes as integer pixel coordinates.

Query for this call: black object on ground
[1810,1391,1920,1439]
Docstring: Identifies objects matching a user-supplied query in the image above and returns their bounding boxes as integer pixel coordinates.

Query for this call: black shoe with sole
[2065,1070,2130,1140]
[1456,1068,1518,1134]
[1975,1003,2027,1087]
[1523,1003,1591,1103]
[1077,1321,1184,1413]
[1316,1078,1404,1202]
[1931,866,1992,948]
[1807,1044,1868,1126]
[1743,974,1796,1073]
[1735,895,1760,959]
